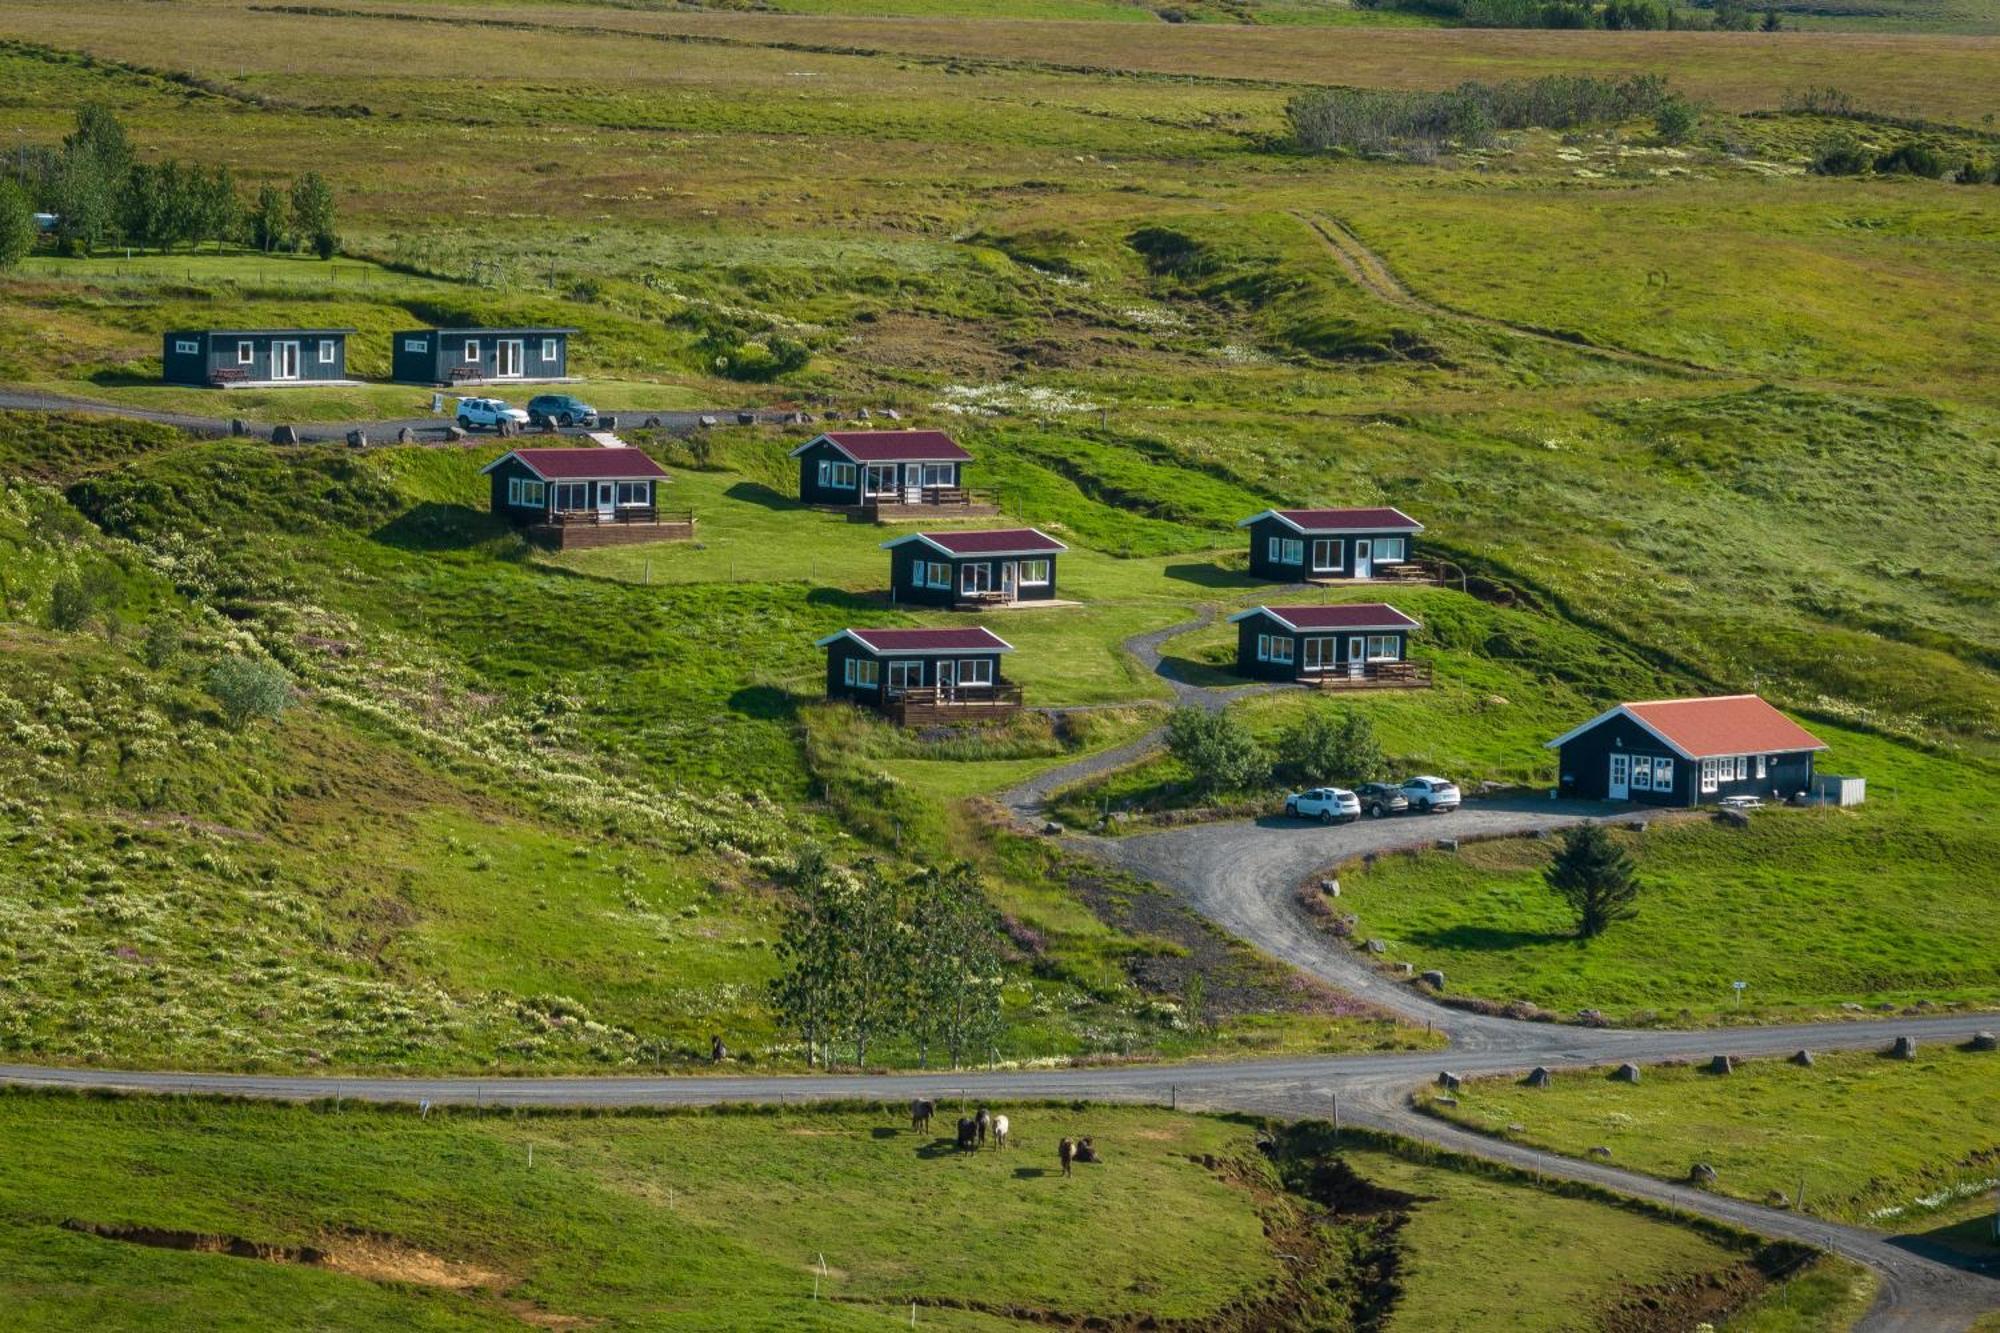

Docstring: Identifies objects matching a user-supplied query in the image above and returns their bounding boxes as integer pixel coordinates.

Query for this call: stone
[882,407,901,420]
[1971,1032,1998,1052]
[540,417,560,433]
[1434,1095,1457,1107]
[1624,819,1648,833]
[737,411,756,426]
[1320,878,1340,897]
[1531,827,1551,840]
[444,425,466,442]
[698,415,718,428]
[1419,970,1446,991]
[598,415,617,430]
[856,407,871,420]
[1875,1002,1897,1012]
[1436,1071,1461,1091]
[1588,1146,1612,1158]
[1576,1009,1607,1026]
[1507,1123,1526,1132]
[230,418,248,437]
[271,424,299,445]
[397,427,414,444]
[1436,837,1460,853]
[1707,1055,1733,1075]
[1362,852,1379,867]
[1394,962,1414,975]
[1690,1163,1718,1185]
[1525,1066,1552,1088]
[1364,938,1387,955]
[346,430,367,449]
[1790,1049,1814,1067]
[1840,1002,1865,1013]
[1890,1035,1917,1060]
[1719,808,1750,828]
[496,418,517,438]
[644,415,663,428]
[1040,821,1062,836]
[1613,1063,1641,1084]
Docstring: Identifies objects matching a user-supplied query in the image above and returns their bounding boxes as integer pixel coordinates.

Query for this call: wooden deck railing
[544,506,693,527]
[1300,660,1433,690]
[888,683,1024,725]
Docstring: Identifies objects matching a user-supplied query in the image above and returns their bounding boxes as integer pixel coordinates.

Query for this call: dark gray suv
[526,393,597,428]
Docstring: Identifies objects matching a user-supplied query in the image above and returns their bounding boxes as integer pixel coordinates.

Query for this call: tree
[204,656,292,731]
[1653,95,1700,145]
[195,166,239,252]
[0,179,32,270]
[48,104,130,255]
[46,574,96,631]
[907,862,1004,1070]
[1545,823,1641,938]
[289,171,336,259]
[770,847,844,1068]
[118,162,165,252]
[64,105,132,182]
[1277,705,1386,784]
[251,183,287,253]
[837,860,909,1069]
[1760,7,1782,29]
[1164,706,1266,798]
[139,616,181,671]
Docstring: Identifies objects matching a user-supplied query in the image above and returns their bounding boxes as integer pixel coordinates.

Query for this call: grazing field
[1416,1046,2000,1247]
[0,1090,1824,1332]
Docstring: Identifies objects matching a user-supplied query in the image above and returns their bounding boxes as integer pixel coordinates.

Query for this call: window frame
[237,340,254,365]
[319,338,337,365]
[1630,756,1652,792]
[464,340,480,363]
[960,563,993,595]
[886,659,922,693]
[1700,758,1720,793]
[1018,559,1051,587]
[1257,633,1295,665]
[616,481,649,507]
[175,338,199,355]
[956,658,993,687]
[542,337,558,361]
[922,463,954,488]
[1755,754,1768,781]
[829,461,858,489]
[1365,634,1400,662]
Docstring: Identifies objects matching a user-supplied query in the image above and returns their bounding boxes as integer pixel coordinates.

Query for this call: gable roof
[1544,695,1827,760]
[403,326,579,336]
[881,528,1067,558]
[175,328,357,338]
[815,627,1014,656]
[1226,604,1421,633]
[478,447,669,481]
[789,430,972,463]
[1237,507,1423,534]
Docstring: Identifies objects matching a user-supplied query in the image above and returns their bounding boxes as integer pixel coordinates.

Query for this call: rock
[1624,819,1648,833]
[856,407,871,420]
[882,407,901,420]
[1841,1002,1865,1013]
[1612,1063,1641,1084]
[1690,1163,1718,1185]
[230,417,248,437]
[1362,852,1378,867]
[1531,827,1551,840]
[1436,837,1460,853]
[599,415,618,430]
[496,417,517,438]
[1040,821,1062,836]
[1718,808,1750,828]
[698,415,718,428]
[1434,1095,1457,1107]
[1971,1032,1998,1052]
[397,427,414,444]
[1875,1002,1897,1012]
[540,416,559,433]
[445,425,466,442]
[1790,1049,1814,1067]
[1890,1035,1917,1060]
[737,411,756,426]
[271,424,299,445]
[1576,1009,1607,1026]
[1419,970,1446,992]
[1320,878,1340,897]
[1765,1190,1791,1207]
[1707,1055,1733,1075]
[1484,694,1509,708]
[1436,1071,1461,1091]
[1363,938,1387,955]
[1525,1066,1552,1088]
[1393,962,1414,975]
[346,429,367,449]
[1506,1122,1526,1132]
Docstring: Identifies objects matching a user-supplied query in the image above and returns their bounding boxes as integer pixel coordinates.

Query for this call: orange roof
[1613,696,1825,759]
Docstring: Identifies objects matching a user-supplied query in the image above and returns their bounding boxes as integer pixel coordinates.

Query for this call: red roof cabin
[479,446,692,549]
[1227,603,1431,689]
[881,528,1068,609]
[790,430,996,521]
[816,626,1021,725]
[1545,695,1827,807]
[1237,507,1423,582]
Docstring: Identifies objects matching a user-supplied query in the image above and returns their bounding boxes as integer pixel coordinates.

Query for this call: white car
[455,397,529,432]
[1284,787,1361,824]
[1399,775,1462,813]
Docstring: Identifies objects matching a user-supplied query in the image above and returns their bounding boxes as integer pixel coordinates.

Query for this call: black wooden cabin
[792,430,973,508]
[816,626,1019,724]
[392,327,576,386]
[882,528,1066,608]
[1546,695,1825,807]
[162,328,355,387]
[1237,507,1423,581]
[1229,603,1423,685]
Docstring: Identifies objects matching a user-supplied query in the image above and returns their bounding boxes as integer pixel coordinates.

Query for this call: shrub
[1278,706,1387,784]
[1873,142,1951,179]
[1164,707,1266,798]
[46,575,95,631]
[139,616,182,670]
[1809,136,1873,176]
[1287,75,1672,160]
[1654,95,1700,146]
[205,656,293,731]
[1601,0,1669,29]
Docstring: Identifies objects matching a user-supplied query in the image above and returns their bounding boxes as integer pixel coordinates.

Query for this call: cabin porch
[527,507,696,550]
[1298,661,1434,690]
[885,683,1024,726]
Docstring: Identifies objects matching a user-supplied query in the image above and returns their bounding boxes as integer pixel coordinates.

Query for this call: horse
[910,1098,934,1134]
[974,1106,991,1149]
[956,1117,979,1152]
[991,1114,1009,1150]
[1058,1137,1075,1176]
[1073,1137,1099,1164]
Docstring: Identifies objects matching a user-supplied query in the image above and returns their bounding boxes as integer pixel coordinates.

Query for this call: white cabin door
[1347,636,1365,679]
[272,341,300,380]
[496,339,524,378]
[1609,753,1631,800]
[1001,562,1017,600]
[596,482,615,519]
[1353,539,1373,579]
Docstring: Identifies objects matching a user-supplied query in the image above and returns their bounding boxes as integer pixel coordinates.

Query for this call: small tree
[770,847,842,1068]
[46,575,96,631]
[251,183,287,253]
[289,171,336,259]
[1654,95,1700,146]
[1165,706,1266,798]
[205,656,292,731]
[139,616,182,670]
[1545,823,1641,939]
[1760,6,1782,29]
[907,861,1004,1069]
[1278,705,1386,784]
[0,179,36,270]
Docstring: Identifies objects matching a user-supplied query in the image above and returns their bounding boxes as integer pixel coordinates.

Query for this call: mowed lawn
[1334,724,2000,1023]
[1415,1047,2000,1247]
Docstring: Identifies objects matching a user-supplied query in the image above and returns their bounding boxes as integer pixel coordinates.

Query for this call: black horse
[910,1098,935,1133]
[956,1117,979,1152]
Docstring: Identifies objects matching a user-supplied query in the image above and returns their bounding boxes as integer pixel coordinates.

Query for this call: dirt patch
[1599,1244,1815,1333]
[63,1219,506,1292]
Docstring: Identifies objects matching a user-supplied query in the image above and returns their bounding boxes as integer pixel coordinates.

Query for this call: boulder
[495,418,517,438]
[540,417,560,433]
[444,425,466,442]
[1718,808,1750,828]
[1041,821,1062,836]
[1506,1122,1526,1132]
[1588,1145,1612,1158]
[1419,970,1447,991]
[1689,1163,1718,1185]
[1840,1002,1865,1013]
[598,415,617,430]
[396,427,414,444]
[856,407,872,420]
[644,415,663,428]
[1531,827,1551,840]
[1790,1049,1814,1067]
[1363,938,1387,955]
[1612,1063,1641,1084]
[271,424,299,445]
[698,415,718,428]
[1624,819,1648,833]
[882,407,901,421]
[1707,1055,1734,1075]
[346,430,367,449]
[1525,1066,1552,1089]
[230,418,248,437]
[736,411,756,426]
[1890,1035,1917,1060]
[1320,878,1340,897]
[1436,837,1460,853]
[1970,1032,1998,1052]
[1393,962,1414,976]
[1576,1009,1607,1026]
[1436,1071,1461,1091]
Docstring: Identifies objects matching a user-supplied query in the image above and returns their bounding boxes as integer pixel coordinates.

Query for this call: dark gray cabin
[1237,507,1423,581]
[392,328,577,386]
[162,329,355,387]
[480,446,668,523]
[1547,696,1825,807]
[882,529,1066,608]
[817,626,1015,710]
[791,430,971,507]
[1228,604,1419,682]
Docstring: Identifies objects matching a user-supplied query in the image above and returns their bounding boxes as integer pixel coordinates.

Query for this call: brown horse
[975,1106,992,1149]
[1058,1137,1075,1176]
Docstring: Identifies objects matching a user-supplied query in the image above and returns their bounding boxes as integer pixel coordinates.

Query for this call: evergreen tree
[1545,823,1642,938]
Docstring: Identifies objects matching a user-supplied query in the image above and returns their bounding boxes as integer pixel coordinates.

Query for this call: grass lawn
[1332,724,2000,1024]
[1415,1046,2000,1247]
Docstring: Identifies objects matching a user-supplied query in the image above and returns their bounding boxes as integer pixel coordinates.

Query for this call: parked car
[1284,787,1361,824]
[1398,775,1461,814]
[455,397,529,432]
[526,393,598,428]
[1353,782,1410,819]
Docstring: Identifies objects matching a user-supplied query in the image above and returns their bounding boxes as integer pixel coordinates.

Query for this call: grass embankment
[1416,1045,2000,1252]
[0,1090,1822,1331]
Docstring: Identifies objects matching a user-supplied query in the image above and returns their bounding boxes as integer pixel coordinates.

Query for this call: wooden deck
[856,488,1001,524]
[887,684,1024,726]
[527,508,695,550]
[1299,661,1433,691]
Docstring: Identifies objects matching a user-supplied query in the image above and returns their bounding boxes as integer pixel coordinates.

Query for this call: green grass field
[1416,1045,2000,1248]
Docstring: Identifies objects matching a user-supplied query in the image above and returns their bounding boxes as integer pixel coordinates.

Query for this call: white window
[404,337,427,352]
[844,657,880,688]
[508,477,521,504]
[922,463,953,487]
[542,337,558,360]
[1365,635,1400,661]
[1653,757,1674,791]
[237,341,254,365]
[554,481,589,510]
[319,339,336,364]
[464,340,480,362]
[1700,758,1719,793]
[522,480,545,506]
[1019,559,1051,586]
[956,658,993,687]
[1756,755,1768,780]
[1257,634,1294,665]
[1267,537,1304,565]
[174,339,198,355]
[831,462,857,489]
[961,563,993,594]
[886,660,922,692]
[909,559,928,588]
[617,481,649,506]
[1377,537,1406,562]
[1630,757,1652,792]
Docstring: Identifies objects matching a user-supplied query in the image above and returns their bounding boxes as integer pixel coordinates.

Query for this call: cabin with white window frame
[1229,603,1431,689]
[161,329,357,388]
[790,430,997,521]
[1238,507,1423,582]
[882,528,1067,609]
[392,327,577,386]
[1545,694,1826,807]
[816,626,1021,725]
[480,446,692,549]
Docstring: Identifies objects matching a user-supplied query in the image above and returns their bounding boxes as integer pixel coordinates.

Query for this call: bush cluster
[1288,75,1677,159]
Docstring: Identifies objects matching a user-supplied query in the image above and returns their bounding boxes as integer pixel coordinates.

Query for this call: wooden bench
[208,366,248,386]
